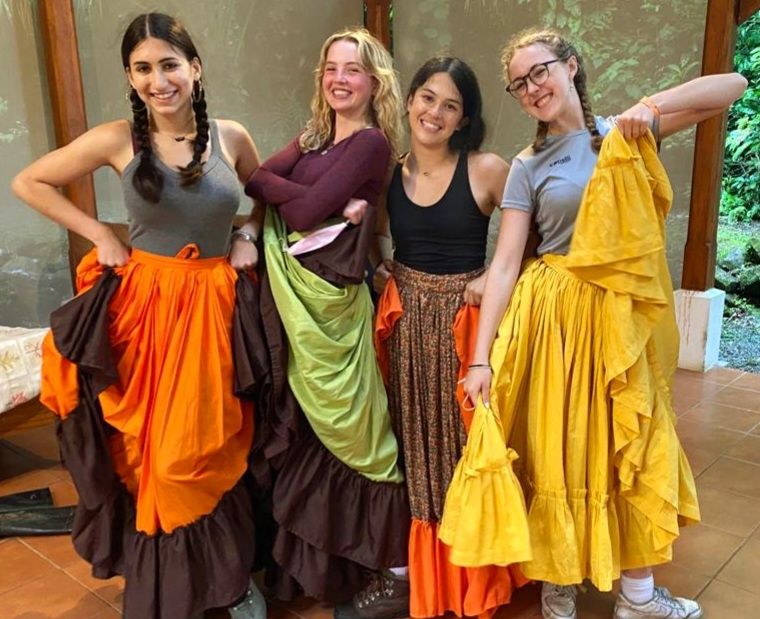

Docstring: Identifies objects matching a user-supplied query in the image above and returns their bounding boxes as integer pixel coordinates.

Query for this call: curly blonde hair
[501,27,602,153]
[299,27,403,158]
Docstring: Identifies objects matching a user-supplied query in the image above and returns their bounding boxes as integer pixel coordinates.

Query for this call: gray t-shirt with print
[501,116,613,256]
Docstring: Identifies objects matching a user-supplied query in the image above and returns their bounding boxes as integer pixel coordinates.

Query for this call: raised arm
[615,72,748,140]
[245,129,391,231]
[11,120,133,266]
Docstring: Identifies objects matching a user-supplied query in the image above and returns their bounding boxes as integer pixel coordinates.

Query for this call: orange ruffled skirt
[41,246,253,536]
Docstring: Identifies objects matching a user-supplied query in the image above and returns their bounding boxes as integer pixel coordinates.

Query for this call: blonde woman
[243,28,411,614]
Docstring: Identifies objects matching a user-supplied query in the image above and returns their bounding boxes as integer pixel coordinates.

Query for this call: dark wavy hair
[121,13,209,203]
[406,56,485,152]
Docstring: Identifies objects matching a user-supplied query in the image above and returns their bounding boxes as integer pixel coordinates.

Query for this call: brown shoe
[333,571,410,619]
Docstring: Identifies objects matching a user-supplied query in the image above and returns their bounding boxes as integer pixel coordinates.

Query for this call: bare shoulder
[468,150,509,177]
[216,119,253,142]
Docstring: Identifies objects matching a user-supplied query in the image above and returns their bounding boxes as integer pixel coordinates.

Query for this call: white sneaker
[542,582,577,619]
[614,586,703,618]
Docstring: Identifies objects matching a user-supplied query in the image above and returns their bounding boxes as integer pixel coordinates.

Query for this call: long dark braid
[179,80,209,186]
[501,27,603,153]
[130,88,164,203]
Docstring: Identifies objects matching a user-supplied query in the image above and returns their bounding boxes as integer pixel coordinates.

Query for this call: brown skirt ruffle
[237,269,410,603]
[49,268,255,619]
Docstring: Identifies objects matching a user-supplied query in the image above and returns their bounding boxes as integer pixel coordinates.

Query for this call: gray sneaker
[614,586,703,618]
[228,578,267,619]
[542,582,577,619]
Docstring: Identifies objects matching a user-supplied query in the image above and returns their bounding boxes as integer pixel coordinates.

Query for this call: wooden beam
[738,0,759,23]
[364,0,392,51]
[680,0,737,291]
[38,0,97,284]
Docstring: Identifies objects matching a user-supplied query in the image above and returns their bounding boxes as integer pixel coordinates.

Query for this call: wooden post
[738,0,760,22]
[38,0,97,283]
[680,0,738,291]
[365,0,392,51]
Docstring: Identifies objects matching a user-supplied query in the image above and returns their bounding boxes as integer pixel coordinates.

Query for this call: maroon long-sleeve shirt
[245,127,391,232]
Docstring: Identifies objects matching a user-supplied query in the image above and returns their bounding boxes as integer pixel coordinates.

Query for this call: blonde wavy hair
[299,27,403,158]
[500,27,602,153]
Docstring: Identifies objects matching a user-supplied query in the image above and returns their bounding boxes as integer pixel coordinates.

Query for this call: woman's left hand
[229,238,258,270]
[342,198,369,225]
[615,102,654,140]
[463,271,488,306]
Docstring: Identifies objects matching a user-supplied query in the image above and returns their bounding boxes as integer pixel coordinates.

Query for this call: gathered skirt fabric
[384,262,526,617]
[40,247,256,619]
[246,209,410,603]
[439,130,700,592]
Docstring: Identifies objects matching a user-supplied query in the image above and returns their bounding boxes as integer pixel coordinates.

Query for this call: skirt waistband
[130,245,229,270]
[392,261,484,294]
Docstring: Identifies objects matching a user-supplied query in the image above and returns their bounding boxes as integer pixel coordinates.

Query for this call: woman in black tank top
[358,57,521,619]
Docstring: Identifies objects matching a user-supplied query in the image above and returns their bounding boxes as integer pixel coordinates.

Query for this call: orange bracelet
[639,96,661,118]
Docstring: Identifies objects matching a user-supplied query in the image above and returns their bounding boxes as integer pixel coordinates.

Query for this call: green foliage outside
[721,12,760,222]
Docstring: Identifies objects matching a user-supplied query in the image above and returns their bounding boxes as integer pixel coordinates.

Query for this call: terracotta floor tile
[676,419,745,455]
[680,400,760,433]
[671,374,727,399]
[726,434,760,465]
[751,421,760,436]
[49,478,79,506]
[0,469,62,496]
[20,535,81,570]
[731,372,760,392]
[700,366,744,385]
[693,483,760,537]
[87,607,122,618]
[681,444,720,477]
[64,559,124,609]
[671,392,702,415]
[4,424,60,462]
[0,538,57,596]
[716,537,760,596]
[652,561,711,599]
[671,524,744,577]
[698,457,760,498]
[706,386,760,412]
[697,579,760,619]
[0,567,109,618]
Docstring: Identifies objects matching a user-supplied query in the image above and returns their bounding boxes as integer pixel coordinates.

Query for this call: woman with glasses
[442,27,746,619]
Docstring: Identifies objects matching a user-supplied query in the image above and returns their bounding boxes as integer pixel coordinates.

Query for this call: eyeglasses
[505,59,562,98]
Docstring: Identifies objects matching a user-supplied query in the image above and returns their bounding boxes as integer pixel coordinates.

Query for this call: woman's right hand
[94,228,130,267]
[372,259,393,295]
[463,366,492,409]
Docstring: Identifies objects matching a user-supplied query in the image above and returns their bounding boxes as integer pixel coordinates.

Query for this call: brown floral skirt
[387,262,483,522]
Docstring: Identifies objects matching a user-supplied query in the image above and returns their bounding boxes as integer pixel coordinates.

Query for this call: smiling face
[406,71,465,148]
[126,36,200,118]
[321,39,375,122]
[508,43,576,124]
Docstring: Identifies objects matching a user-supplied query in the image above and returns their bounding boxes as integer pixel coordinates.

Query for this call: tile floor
[1,366,759,618]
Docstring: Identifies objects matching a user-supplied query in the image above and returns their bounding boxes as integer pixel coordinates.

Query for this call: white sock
[388,566,409,580]
[620,574,654,605]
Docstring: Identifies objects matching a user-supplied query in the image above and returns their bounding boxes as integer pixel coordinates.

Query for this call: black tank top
[388,152,489,274]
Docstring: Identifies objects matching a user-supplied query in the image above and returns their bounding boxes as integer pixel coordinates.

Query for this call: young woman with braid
[440,28,747,619]
[12,13,265,619]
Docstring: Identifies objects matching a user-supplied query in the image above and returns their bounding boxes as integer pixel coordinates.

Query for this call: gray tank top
[122,120,242,257]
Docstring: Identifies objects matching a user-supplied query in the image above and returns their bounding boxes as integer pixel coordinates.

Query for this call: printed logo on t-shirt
[549,155,571,168]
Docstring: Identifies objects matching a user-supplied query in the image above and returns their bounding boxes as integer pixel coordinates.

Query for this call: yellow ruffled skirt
[439,129,700,592]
